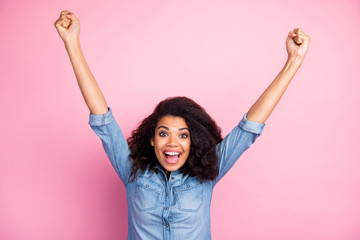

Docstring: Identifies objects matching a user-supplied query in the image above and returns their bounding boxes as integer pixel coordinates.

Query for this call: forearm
[246,57,302,124]
[65,39,108,115]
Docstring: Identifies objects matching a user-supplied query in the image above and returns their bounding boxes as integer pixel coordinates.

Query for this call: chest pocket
[174,180,203,212]
[134,176,164,212]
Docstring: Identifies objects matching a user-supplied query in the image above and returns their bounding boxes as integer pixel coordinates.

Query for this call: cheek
[153,137,165,150]
[153,141,163,160]
[183,140,191,153]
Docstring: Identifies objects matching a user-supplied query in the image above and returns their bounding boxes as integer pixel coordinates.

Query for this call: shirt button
[166,193,169,196]
[166,224,169,227]
[187,185,190,188]
[165,207,168,210]
[146,185,149,188]
[171,177,174,180]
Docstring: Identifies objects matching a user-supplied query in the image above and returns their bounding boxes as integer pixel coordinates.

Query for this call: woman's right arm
[55,10,132,185]
[54,10,108,115]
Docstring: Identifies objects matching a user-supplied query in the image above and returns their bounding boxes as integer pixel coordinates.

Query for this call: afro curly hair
[127,96,222,183]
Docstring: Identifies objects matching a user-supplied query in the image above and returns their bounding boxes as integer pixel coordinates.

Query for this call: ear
[150,137,154,147]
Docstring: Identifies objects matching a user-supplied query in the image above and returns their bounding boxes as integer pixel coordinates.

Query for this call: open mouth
[163,151,181,164]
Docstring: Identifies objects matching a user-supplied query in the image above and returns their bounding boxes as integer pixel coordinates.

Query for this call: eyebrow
[157,126,189,131]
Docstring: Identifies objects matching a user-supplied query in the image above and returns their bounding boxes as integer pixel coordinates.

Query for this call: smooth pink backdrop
[1,0,360,239]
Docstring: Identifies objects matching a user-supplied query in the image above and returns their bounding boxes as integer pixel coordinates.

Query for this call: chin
[162,161,185,172]
[163,164,181,172]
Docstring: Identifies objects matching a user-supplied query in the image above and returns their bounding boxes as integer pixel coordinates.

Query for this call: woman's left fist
[286,28,311,62]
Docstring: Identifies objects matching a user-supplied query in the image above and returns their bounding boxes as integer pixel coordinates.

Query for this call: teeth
[164,152,180,156]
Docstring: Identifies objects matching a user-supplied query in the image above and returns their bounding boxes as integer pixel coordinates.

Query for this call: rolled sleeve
[89,107,115,126]
[239,112,265,135]
[213,112,265,186]
[88,107,132,186]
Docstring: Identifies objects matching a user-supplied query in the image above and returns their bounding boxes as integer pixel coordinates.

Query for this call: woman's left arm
[246,28,311,124]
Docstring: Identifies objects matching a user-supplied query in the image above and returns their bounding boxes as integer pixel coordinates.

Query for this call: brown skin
[54,10,311,122]
[54,10,80,42]
[54,10,108,115]
[55,11,311,172]
[246,28,311,124]
[151,116,191,179]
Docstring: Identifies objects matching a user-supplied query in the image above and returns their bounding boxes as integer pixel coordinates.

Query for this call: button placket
[163,180,171,236]
[163,185,171,240]
[164,184,170,213]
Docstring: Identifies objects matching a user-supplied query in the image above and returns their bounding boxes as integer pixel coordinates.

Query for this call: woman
[54,10,311,239]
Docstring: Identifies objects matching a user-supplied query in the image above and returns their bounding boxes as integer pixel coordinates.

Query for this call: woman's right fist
[54,10,80,43]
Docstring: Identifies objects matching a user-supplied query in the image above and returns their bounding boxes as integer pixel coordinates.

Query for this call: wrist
[287,55,304,65]
[64,37,80,49]
[283,56,302,73]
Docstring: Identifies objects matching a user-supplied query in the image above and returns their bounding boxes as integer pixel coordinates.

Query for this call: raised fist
[286,28,311,61]
[54,10,80,43]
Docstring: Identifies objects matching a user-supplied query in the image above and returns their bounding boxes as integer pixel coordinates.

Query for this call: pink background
[1,0,360,239]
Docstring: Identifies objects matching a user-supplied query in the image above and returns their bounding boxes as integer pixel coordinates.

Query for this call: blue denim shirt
[89,107,265,240]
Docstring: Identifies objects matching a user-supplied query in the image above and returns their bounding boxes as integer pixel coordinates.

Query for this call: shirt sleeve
[88,107,132,186]
[213,112,265,186]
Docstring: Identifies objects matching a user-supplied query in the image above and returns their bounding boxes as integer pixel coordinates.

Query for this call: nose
[166,134,178,147]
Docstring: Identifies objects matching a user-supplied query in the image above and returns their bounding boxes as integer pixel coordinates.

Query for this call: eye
[180,133,189,138]
[159,131,168,137]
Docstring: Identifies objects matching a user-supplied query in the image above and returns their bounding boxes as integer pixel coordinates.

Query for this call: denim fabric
[89,107,265,240]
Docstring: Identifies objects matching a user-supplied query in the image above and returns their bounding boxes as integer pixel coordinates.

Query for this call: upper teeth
[165,152,180,156]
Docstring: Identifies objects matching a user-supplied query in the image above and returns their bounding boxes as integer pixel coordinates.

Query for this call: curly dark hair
[127,96,222,182]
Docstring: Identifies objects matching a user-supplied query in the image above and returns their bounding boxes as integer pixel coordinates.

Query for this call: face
[151,115,191,174]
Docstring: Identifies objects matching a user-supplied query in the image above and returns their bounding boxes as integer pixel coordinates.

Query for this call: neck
[165,170,171,181]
